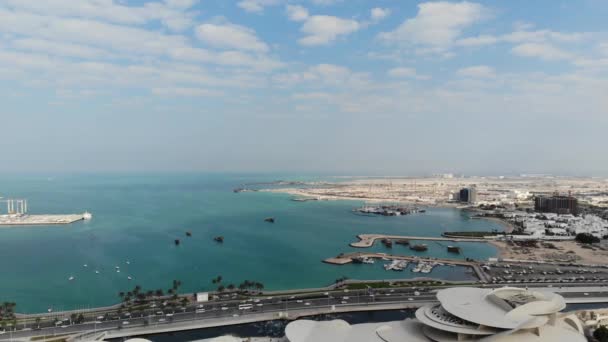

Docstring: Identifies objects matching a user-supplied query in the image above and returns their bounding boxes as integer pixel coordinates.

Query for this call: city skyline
[0,0,607,174]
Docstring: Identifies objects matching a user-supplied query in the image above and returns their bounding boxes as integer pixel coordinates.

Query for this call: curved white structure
[417,287,585,341]
[284,287,586,342]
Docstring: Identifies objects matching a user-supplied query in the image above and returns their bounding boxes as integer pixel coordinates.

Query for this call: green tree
[576,233,600,244]
[595,326,608,342]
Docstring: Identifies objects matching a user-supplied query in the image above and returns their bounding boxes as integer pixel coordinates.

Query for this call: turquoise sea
[0,174,503,313]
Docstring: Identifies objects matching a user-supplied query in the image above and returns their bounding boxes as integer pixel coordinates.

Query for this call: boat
[186,231,192,237]
[115,266,120,269]
[411,264,422,273]
[68,276,75,281]
[362,257,375,264]
[95,270,100,274]
[384,260,406,271]
[116,269,120,273]
[381,239,393,248]
[214,236,224,243]
[128,276,132,280]
[420,263,434,273]
[83,211,93,220]
[83,264,88,267]
[126,261,130,265]
[395,239,409,246]
[264,217,275,223]
[447,246,461,254]
[174,239,181,246]
[410,244,428,252]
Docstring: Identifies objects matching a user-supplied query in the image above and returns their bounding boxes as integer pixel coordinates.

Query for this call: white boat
[115,266,120,269]
[83,264,88,268]
[128,276,132,280]
[126,261,130,265]
[95,270,100,274]
[116,269,120,273]
[83,211,93,220]
[362,257,375,264]
[412,263,423,273]
[68,276,75,281]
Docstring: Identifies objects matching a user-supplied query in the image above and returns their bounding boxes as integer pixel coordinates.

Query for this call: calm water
[0,173,502,313]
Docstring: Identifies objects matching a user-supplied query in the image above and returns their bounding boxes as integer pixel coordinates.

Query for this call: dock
[0,213,91,226]
[350,234,491,248]
[323,252,489,282]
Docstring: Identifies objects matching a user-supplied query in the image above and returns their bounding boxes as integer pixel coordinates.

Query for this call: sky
[0,0,607,175]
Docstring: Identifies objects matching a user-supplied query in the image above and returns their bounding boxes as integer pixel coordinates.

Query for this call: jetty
[0,198,92,226]
[350,234,491,248]
[323,252,489,282]
[0,214,91,226]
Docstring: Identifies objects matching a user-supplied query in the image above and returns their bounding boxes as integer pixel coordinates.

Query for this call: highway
[2,283,608,341]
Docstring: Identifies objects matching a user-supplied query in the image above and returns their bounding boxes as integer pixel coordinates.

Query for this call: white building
[283,287,585,342]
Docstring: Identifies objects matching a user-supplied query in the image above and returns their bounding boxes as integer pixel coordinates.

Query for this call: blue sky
[0,0,607,175]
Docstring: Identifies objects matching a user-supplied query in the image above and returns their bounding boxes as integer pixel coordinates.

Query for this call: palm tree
[155,289,164,297]
[217,285,225,292]
[119,292,125,299]
[227,284,235,291]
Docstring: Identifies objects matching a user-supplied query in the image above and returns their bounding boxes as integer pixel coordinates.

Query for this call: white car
[341,301,348,304]
[165,313,174,317]
[221,307,228,311]
[158,318,166,323]
[408,298,414,301]
[122,321,129,325]
[304,302,311,306]
[97,315,104,320]
[296,300,303,303]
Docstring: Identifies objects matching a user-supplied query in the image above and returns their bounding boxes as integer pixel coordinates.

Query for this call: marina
[323,252,488,281]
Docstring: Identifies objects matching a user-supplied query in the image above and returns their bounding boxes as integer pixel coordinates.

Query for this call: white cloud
[286,5,309,22]
[12,38,116,59]
[511,43,573,61]
[456,65,495,78]
[379,1,486,50]
[298,15,360,46]
[387,67,430,80]
[371,8,390,22]
[457,29,589,48]
[311,0,342,5]
[237,0,281,13]
[196,22,269,52]
[152,87,222,97]
[455,34,498,47]
[1,0,198,31]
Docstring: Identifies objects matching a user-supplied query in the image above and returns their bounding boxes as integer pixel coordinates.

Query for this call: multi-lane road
[2,283,608,341]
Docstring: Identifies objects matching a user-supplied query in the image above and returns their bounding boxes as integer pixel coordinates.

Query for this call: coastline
[472,216,516,234]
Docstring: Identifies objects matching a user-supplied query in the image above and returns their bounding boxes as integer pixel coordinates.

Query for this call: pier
[350,234,491,248]
[0,213,91,226]
[323,252,489,282]
[0,198,92,226]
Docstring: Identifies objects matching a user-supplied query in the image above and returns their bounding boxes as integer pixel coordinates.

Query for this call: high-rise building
[459,187,477,204]
[534,195,579,215]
